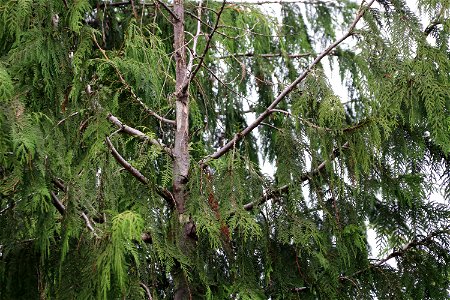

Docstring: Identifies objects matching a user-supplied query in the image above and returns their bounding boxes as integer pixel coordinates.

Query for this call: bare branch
[202,0,375,164]
[52,178,66,192]
[186,1,203,77]
[0,204,14,216]
[218,52,321,59]
[50,191,67,216]
[105,136,175,207]
[140,282,153,300]
[56,111,79,126]
[80,212,98,236]
[107,113,172,156]
[105,136,150,185]
[154,0,179,21]
[179,0,227,95]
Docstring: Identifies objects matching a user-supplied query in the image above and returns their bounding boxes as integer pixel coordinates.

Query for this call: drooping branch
[424,5,445,36]
[50,191,98,237]
[105,136,175,207]
[92,35,176,126]
[107,113,172,156]
[202,0,375,164]
[51,180,155,244]
[105,136,150,185]
[243,142,349,210]
[345,228,450,279]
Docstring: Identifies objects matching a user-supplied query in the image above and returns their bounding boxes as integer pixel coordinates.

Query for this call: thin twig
[261,122,283,132]
[56,112,80,126]
[270,109,370,133]
[227,0,340,5]
[186,0,203,77]
[218,52,313,59]
[185,11,232,39]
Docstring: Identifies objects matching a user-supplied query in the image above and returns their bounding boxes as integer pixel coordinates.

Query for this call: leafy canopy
[1,0,450,299]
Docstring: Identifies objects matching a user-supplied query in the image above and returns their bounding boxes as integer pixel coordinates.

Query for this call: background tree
[1,0,450,299]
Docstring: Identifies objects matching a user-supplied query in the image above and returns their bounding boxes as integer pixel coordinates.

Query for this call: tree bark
[172,1,195,299]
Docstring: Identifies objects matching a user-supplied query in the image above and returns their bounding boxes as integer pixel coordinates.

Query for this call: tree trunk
[172,1,195,299]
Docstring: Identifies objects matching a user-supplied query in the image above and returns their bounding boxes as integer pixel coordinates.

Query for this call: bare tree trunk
[172,1,194,299]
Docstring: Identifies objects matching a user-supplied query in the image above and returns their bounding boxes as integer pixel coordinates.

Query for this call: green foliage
[1,0,450,299]
[96,211,144,298]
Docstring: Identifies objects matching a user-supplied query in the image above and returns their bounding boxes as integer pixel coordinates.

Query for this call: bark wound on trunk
[172,0,195,299]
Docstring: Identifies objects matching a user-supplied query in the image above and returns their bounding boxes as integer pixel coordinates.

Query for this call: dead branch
[107,113,172,156]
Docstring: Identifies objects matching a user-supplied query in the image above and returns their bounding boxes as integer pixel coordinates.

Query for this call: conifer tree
[1,0,450,299]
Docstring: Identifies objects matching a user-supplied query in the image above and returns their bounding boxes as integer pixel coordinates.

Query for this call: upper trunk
[172,1,195,299]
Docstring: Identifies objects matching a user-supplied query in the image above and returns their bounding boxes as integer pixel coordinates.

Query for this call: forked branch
[179,0,227,95]
[155,0,179,20]
[50,191,98,237]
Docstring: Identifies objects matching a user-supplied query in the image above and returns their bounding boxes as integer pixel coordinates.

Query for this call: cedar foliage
[0,0,450,299]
